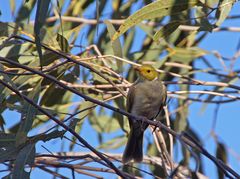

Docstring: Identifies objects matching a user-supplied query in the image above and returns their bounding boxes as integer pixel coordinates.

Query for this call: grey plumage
[122,75,167,163]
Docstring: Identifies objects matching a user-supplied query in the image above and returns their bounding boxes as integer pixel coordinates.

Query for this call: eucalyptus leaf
[0,22,16,37]
[215,0,235,26]
[105,20,123,72]
[16,0,36,22]
[0,145,19,162]
[12,144,35,179]
[98,135,125,150]
[16,80,41,146]
[56,33,70,53]
[30,130,65,143]
[168,47,209,63]
[216,142,227,179]
[34,0,51,68]
[0,132,16,147]
[89,115,120,133]
[112,0,199,40]
[153,21,181,42]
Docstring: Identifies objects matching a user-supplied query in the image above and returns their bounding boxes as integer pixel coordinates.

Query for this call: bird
[122,64,167,163]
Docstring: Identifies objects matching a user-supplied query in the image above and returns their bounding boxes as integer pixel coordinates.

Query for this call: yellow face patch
[137,65,158,81]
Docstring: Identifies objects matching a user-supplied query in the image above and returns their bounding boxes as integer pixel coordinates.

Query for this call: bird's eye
[147,70,151,73]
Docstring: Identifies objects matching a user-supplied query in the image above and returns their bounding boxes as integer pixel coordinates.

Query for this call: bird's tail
[122,128,143,163]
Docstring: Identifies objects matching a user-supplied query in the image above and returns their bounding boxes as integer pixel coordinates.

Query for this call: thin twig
[0,78,129,179]
[45,16,240,32]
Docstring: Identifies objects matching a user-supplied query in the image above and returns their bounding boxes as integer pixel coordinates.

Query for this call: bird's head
[134,64,158,81]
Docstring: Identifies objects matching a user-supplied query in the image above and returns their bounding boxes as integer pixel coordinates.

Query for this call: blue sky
[0,1,240,178]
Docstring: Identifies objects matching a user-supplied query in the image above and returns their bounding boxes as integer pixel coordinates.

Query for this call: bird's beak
[133,65,141,71]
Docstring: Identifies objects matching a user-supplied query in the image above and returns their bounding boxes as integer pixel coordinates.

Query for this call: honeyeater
[122,64,167,163]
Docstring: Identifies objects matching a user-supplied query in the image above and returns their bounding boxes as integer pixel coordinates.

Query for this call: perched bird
[122,64,167,163]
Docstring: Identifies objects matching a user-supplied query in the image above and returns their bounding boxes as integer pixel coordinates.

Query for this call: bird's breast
[130,80,164,119]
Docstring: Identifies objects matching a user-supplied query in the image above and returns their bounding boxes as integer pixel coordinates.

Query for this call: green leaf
[9,0,16,15]
[148,144,166,177]
[34,0,51,35]
[98,135,125,150]
[137,23,154,38]
[0,115,5,129]
[0,132,16,148]
[105,20,123,58]
[69,118,79,131]
[16,80,41,146]
[113,97,126,132]
[168,47,209,63]
[0,145,19,163]
[12,144,35,179]
[173,63,192,132]
[77,100,95,121]
[112,0,198,40]
[59,25,83,45]
[34,0,51,68]
[56,33,70,53]
[216,142,227,179]
[215,0,235,26]
[30,130,65,143]
[89,115,120,133]
[195,6,215,32]
[105,20,123,72]
[0,22,15,37]
[40,68,68,107]
[16,0,36,22]
[153,21,181,42]
[123,29,135,57]
[5,103,61,116]
[0,42,32,59]
[0,63,18,103]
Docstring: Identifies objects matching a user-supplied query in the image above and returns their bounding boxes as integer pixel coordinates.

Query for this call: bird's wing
[162,83,167,105]
[152,81,167,119]
[126,84,136,113]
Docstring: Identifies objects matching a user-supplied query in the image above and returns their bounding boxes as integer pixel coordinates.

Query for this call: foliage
[0,0,239,178]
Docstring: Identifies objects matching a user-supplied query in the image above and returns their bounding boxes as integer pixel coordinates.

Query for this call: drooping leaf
[153,21,181,43]
[98,135,125,150]
[0,145,19,163]
[215,0,235,26]
[16,80,41,146]
[34,0,51,68]
[30,130,65,143]
[122,29,135,57]
[112,0,199,40]
[89,115,120,133]
[15,0,36,22]
[0,132,16,147]
[216,142,227,179]
[105,20,123,72]
[9,0,16,15]
[40,66,69,107]
[167,47,209,63]
[56,33,70,53]
[0,63,18,105]
[148,144,166,178]
[0,22,16,37]
[12,144,35,179]
[0,42,33,63]
[69,118,79,131]
[195,6,215,32]
[59,25,83,45]
[0,115,5,130]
